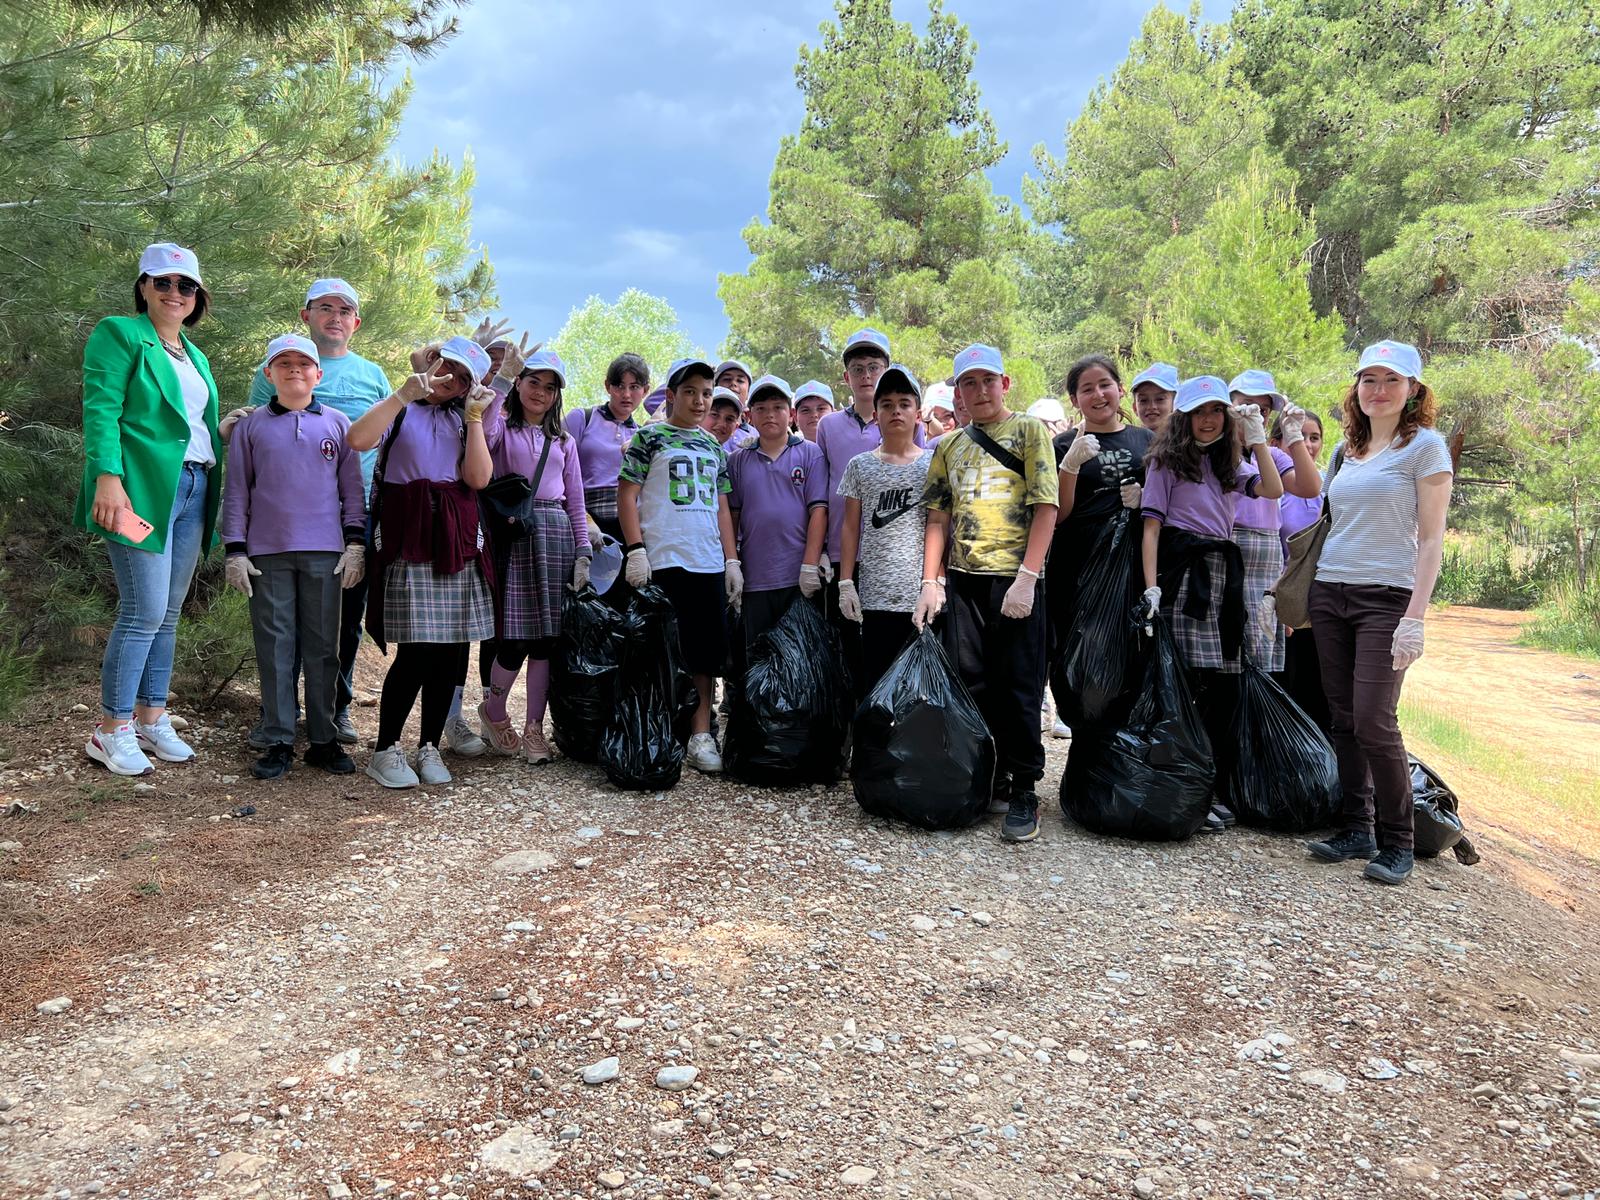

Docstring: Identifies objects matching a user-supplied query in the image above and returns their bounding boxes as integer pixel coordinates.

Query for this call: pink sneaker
[477,702,520,756]
[520,725,553,765]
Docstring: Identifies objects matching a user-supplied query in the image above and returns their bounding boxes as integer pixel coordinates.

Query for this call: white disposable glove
[837,578,864,623]
[1278,403,1307,447]
[1062,433,1101,474]
[569,555,591,591]
[1000,565,1039,619]
[1234,402,1268,447]
[1120,481,1142,509]
[226,554,261,598]
[724,559,745,612]
[471,317,514,348]
[1140,585,1162,621]
[496,332,539,381]
[1392,616,1425,671]
[1258,592,1277,634]
[398,361,450,405]
[334,544,365,589]
[219,406,251,441]
[911,579,945,630]
[624,546,651,589]
[817,552,834,584]
[798,563,822,599]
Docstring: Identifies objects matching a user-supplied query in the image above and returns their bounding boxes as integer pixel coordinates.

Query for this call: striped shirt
[1316,429,1452,591]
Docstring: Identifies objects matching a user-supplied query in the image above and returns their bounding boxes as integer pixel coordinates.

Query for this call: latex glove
[1000,566,1039,619]
[1278,403,1307,447]
[724,559,745,612]
[1392,616,1425,671]
[1120,481,1142,509]
[219,406,251,441]
[1140,585,1162,622]
[471,317,514,348]
[837,578,864,624]
[798,563,822,599]
[1234,402,1268,447]
[624,547,651,589]
[911,580,945,630]
[1258,592,1277,633]
[334,544,365,589]
[409,342,440,372]
[817,552,834,584]
[464,384,495,424]
[226,554,261,598]
[1062,432,1101,474]
[398,361,450,405]
[496,332,539,380]
[571,555,591,591]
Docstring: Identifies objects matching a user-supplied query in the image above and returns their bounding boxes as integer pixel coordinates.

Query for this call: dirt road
[1,607,1597,1199]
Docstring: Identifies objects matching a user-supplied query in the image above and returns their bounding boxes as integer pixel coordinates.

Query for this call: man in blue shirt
[221,279,392,746]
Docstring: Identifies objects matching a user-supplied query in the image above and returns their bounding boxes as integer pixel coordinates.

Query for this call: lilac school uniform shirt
[1141,456,1261,540]
[727,435,828,592]
[1278,472,1323,551]
[380,400,466,485]
[221,400,365,556]
[485,412,592,554]
[565,402,641,492]
[816,405,925,560]
[1233,446,1295,531]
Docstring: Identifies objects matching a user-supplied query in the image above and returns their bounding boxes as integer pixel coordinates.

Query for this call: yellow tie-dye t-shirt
[923,414,1060,575]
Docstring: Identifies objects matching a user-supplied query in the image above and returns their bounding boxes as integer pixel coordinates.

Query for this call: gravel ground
[2,631,1599,1200]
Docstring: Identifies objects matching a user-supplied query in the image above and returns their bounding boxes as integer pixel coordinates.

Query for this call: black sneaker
[305,740,356,774]
[252,743,295,780]
[1001,791,1040,843]
[1307,829,1379,862]
[1363,848,1414,886]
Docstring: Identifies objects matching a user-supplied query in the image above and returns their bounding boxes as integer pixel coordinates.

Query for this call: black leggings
[1190,669,1240,806]
[494,637,558,672]
[378,642,469,750]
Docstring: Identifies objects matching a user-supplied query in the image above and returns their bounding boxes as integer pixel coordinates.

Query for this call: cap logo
[1199,381,1212,391]
[1379,347,1391,356]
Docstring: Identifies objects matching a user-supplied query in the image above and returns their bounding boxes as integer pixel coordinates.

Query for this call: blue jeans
[100,463,208,719]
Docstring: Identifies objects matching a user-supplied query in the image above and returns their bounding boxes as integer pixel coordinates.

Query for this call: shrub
[172,574,257,704]
[1521,577,1600,661]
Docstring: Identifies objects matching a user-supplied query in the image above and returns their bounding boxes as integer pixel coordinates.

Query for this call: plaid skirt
[1165,547,1240,675]
[381,558,495,644]
[584,484,620,525]
[500,500,577,641]
[1235,525,1286,672]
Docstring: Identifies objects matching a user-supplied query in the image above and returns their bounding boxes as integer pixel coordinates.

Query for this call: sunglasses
[150,276,199,297]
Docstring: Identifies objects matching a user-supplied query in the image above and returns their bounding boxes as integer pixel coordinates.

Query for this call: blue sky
[388,0,1229,355]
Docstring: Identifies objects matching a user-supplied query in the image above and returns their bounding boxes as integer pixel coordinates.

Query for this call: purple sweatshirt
[222,400,365,556]
[485,411,592,554]
[564,402,640,492]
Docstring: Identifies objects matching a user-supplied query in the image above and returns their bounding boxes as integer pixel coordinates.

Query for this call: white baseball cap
[1026,397,1066,423]
[794,380,835,408]
[438,335,491,382]
[521,348,568,388]
[748,374,796,406]
[922,381,956,415]
[305,278,359,310]
[1130,362,1179,393]
[138,242,202,287]
[1175,376,1230,413]
[1356,340,1423,380]
[953,343,1004,381]
[263,332,320,368]
[1228,368,1286,411]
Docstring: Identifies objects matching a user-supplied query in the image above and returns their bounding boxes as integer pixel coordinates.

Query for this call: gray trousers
[250,550,341,746]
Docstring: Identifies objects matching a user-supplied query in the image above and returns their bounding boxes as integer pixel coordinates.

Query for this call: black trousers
[1275,625,1331,736]
[941,571,1048,788]
[377,642,469,750]
[823,574,865,702]
[859,609,916,698]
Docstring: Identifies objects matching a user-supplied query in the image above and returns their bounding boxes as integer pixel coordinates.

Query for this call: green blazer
[73,313,224,553]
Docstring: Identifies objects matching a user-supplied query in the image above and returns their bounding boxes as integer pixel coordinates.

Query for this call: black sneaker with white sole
[1363,848,1414,885]
[1001,791,1040,842]
[1307,829,1380,862]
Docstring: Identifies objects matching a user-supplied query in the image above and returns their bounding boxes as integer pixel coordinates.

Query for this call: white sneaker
[686,731,722,774]
[443,712,486,757]
[365,745,419,789]
[86,723,155,777]
[1051,719,1072,739]
[413,743,452,785]
[135,714,195,763]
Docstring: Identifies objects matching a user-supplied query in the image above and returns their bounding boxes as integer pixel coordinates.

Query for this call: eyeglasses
[150,276,199,297]
[847,361,886,380]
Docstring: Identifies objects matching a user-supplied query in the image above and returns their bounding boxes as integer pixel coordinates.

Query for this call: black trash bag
[1061,615,1214,841]
[850,628,994,829]
[1409,754,1480,864]
[550,586,626,763]
[1221,660,1342,832]
[599,584,698,790]
[726,597,852,786]
[1053,508,1146,728]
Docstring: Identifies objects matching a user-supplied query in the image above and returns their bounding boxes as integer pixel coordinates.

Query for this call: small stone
[958,1035,997,1059]
[574,857,594,869]
[1360,1057,1401,1081]
[1495,1119,1521,1134]
[492,849,555,874]
[1390,1157,1439,1184]
[598,1170,626,1190]
[479,1126,561,1178]
[1067,1049,1090,1066]
[327,1183,352,1200]
[278,1076,302,1089]
[1133,1178,1157,1199]
[615,1016,646,1031]
[909,915,937,932]
[970,911,993,926]
[651,1119,685,1138]
[655,1065,699,1091]
[1471,1082,1503,1099]
[132,782,157,795]
[323,1048,361,1076]
[709,1143,734,1159]
[167,714,190,730]
[0,841,19,854]
[1558,1048,1600,1072]
[70,702,90,713]
[220,774,240,784]
[582,1057,620,1085]
[840,1166,878,1186]
[1297,1069,1347,1094]
[505,920,536,932]
[35,997,72,1016]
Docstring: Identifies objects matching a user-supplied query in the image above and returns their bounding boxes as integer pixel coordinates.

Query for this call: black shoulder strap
[962,422,1025,477]
[528,429,554,495]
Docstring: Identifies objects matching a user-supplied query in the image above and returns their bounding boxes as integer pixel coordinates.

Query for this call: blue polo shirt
[727,435,828,592]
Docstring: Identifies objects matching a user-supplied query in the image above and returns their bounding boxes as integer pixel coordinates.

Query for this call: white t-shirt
[837,449,931,613]
[1316,429,1452,591]
[617,423,731,573]
[170,350,215,467]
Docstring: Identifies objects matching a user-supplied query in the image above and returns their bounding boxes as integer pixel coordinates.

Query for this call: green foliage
[172,586,256,701]
[548,291,701,410]
[1433,533,1548,609]
[1521,576,1600,660]
[720,0,1043,399]
[73,0,462,39]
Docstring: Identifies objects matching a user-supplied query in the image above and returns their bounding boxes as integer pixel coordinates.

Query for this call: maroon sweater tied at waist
[366,478,494,651]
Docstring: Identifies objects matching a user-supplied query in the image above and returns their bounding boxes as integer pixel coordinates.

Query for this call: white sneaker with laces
[86,723,155,777]
[686,731,722,774]
[1051,718,1072,739]
[136,713,195,763]
[365,745,419,789]
[413,742,452,785]
[443,712,486,757]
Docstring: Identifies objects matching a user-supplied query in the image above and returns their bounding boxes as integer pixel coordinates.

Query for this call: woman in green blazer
[75,242,223,776]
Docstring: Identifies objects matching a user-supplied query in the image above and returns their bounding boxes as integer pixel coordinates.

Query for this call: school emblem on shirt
[320,437,337,462]
[790,465,806,486]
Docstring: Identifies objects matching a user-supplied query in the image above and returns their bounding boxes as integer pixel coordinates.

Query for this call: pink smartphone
[110,507,155,543]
